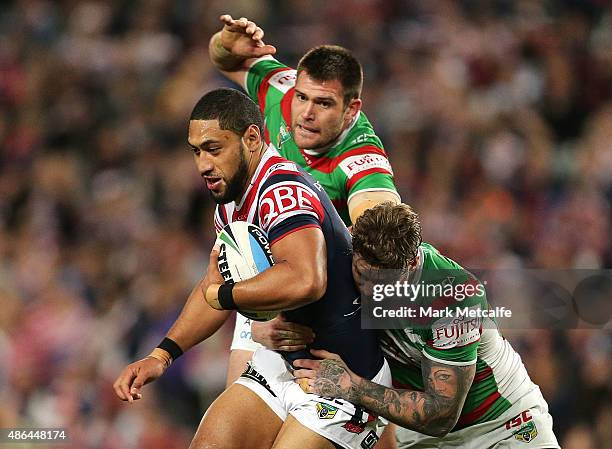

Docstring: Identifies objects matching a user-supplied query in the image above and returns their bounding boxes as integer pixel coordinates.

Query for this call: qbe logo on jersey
[259,182,323,230]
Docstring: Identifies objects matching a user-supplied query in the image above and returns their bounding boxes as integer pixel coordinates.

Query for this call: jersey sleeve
[257,172,325,245]
[336,137,400,204]
[422,278,488,366]
[244,57,296,114]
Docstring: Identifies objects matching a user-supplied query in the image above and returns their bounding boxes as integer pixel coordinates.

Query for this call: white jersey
[381,243,540,428]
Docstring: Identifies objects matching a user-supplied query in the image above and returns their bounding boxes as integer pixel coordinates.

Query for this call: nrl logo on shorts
[513,421,538,443]
[315,402,338,419]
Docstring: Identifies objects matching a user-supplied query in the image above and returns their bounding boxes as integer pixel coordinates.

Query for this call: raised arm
[209,14,276,87]
[294,349,475,438]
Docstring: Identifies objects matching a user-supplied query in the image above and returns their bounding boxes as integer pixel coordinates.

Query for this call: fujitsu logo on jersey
[431,309,481,349]
[434,317,480,343]
[339,153,393,178]
[259,182,322,230]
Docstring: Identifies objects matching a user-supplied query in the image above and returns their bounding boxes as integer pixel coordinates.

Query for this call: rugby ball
[215,221,277,321]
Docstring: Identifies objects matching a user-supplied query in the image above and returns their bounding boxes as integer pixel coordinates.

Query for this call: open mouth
[204,177,222,190]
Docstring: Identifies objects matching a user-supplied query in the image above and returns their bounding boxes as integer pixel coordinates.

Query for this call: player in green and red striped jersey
[243,53,397,225]
[208,14,401,393]
[209,15,399,226]
[293,203,560,449]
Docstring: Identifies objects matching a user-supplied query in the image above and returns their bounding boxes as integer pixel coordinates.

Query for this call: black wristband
[218,283,237,310]
[157,337,183,361]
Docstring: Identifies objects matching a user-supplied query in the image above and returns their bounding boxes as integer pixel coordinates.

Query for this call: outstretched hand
[219,14,276,58]
[113,357,166,403]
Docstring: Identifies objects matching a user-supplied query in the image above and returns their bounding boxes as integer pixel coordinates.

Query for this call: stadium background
[0,0,610,448]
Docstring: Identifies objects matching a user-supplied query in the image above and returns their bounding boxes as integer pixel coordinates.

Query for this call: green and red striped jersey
[244,56,399,225]
[380,243,535,431]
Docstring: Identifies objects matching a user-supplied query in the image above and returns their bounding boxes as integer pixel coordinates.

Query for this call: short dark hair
[297,45,363,106]
[190,88,264,137]
[352,203,422,269]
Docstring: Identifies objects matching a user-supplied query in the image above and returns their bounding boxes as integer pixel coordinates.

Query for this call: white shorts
[395,385,560,449]
[235,348,392,449]
[230,312,263,352]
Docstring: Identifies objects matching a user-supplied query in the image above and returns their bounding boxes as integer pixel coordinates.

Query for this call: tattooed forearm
[304,355,474,437]
[352,358,475,437]
[311,359,357,400]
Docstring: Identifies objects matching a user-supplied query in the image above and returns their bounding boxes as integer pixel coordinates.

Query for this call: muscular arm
[249,192,401,350]
[295,350,475,438]
[166,226,325,352]
[113,268,231,402]
[209,227,327,312]
[165,276,232,353]
[347,358,474,437]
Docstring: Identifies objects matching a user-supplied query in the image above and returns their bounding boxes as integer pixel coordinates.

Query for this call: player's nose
[195,152,215,174]
[301,102,316,120]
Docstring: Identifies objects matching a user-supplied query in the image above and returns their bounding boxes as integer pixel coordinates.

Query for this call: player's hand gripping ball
[215,221,278,321]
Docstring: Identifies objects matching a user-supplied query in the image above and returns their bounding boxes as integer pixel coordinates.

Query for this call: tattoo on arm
[311,360,357,400]
[354,358,475,437]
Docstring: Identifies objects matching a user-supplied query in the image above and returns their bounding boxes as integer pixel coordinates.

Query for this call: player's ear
[344,98,362,123]
[242,124,263,152]
[408,255,419,270]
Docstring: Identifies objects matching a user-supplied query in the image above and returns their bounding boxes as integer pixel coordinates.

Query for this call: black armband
[218,283,237,310]
[157,337,184,361]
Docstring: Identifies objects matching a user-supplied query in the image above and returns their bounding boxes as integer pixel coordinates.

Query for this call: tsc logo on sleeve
[505,410,538,443]
[339,154,393,179]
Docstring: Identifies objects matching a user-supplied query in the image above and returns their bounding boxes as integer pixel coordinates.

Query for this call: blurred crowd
[0,0,610,448]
